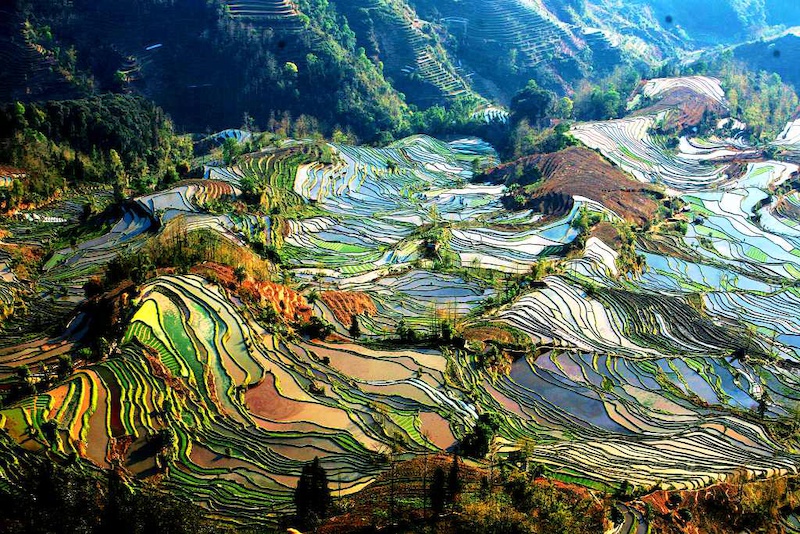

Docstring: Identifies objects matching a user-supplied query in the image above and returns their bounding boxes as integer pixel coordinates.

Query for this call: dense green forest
[0,95,191,207]
[7,0,410,139]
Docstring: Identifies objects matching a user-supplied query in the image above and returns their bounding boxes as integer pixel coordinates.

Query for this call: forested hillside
[4,0,798,139]
[4,0,410,139]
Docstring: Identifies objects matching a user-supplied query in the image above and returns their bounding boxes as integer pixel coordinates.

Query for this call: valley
[2,1,800,532]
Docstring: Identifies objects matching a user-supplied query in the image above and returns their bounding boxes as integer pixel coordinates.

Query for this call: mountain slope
[4,0,410,138]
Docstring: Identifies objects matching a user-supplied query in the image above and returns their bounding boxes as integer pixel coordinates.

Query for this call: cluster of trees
[460,413,502,458]
[396,318,420,343]
[297,316,335,340]
[509,81,569,127]
[0,437,224,534]
[719,61,799,141]
[0,95,191,207]
[99,227,226,289]
[572,66,643,121]
[614,223,647,276]
[456,470,607,533]
[93,221,274,299]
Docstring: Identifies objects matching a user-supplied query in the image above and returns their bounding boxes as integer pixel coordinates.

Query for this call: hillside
[546,0,800,62]
[482,145,663,225]
[4,0,798,137]
[2,71,800,532]
[4,2,800,532]
[4,0,410,139]
[734,30,800,92]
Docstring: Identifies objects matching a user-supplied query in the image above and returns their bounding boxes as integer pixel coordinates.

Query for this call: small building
[0,166,26,188]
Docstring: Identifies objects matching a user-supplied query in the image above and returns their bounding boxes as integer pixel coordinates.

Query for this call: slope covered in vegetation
[4,3,800,531]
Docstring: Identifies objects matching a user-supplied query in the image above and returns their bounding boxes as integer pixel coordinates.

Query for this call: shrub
[298,316,334,340]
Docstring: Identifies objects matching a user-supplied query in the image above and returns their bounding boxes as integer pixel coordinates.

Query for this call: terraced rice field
[775,117,800,162]
[4,103,800,529]
[641,76,726,104]
[573,77,762,192]
[491,350,797,489]
[223,0,303,31]
[463,0,569,69]
[235,135,579,274]
[1,274,478,524]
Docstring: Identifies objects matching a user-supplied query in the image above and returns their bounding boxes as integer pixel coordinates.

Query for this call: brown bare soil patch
[639,474,800,534]
[320,291,377,324]
[191,262,311,322]
[591,222,623,250]
[246,279,312,322]
[633,85,728,131]
[532,147,661,225]
[484,147,661,225]
[108,435,134,466]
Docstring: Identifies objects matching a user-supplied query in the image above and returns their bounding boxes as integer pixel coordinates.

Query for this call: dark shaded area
[594,288,759,357]
[3,0,407,139]
[734,34,800,93]
[0,434,231,534]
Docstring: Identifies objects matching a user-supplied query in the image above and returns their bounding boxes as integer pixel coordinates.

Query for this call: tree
[16,364,31,381]
[233,265,247,284]
[221,137,241,165]
[57,354,73,378]
[447,454,462,505]
[294,457,332,528]
[109,149,127,202]
[430,467,446,515]
[460,413,501,458]
[440,321,453,342]
[757,391,770,419]
[298,316,334,340]
[349,314,361,339]
[617,479,635,500]
[307,289,319,305]
[161,167,179,187]
[554,96,574,119]
[396,319,418,343]
[283,61,298,76]
[510,80,555,126]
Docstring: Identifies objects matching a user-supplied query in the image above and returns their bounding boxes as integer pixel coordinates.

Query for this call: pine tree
[294,456,332,528]
[349,314,361,339]
[430,467,446,515]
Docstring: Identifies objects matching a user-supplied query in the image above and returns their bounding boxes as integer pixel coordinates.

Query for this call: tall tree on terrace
[294,456,332,528]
